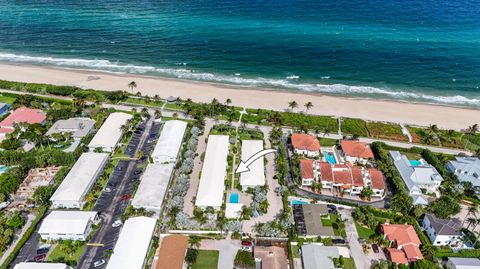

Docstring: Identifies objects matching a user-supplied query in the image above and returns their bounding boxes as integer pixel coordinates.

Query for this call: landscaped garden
[191,249,219,269]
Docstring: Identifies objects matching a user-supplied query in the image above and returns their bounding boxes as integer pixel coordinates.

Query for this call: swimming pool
[291,200,309,205]
[409,160,422,167]
[0,166,7,174]
[324,151,336,164]
[229,193,239,203]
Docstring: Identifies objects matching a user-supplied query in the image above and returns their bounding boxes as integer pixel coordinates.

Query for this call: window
[436,241,440,244]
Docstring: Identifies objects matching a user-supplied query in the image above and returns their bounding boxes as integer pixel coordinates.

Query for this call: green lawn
[354,222,375,240]
[319,137,338,147]
[48,243,86,265]
[331,214,347,238]
[123,97,164,108]
[321,216,332,226]
[341,118,368,137]
[343,257,356,269]
[366,122,407,141]
[164,102,185,111]
[0,95,16,104]
[192,249,219,269]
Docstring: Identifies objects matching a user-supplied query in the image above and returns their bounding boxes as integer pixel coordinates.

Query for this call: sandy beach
[0,63,477,131]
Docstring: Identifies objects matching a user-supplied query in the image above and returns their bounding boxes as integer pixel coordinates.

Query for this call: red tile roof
[340,140,374,159]
[300,159,314,179]
[351,166,364,187]
[0,127,14,134]
[333,170,352,185]
[291,133,320,152]
[369,168,385,190]
[381,224,421,247]
[403,244,423,261]
[0,107,46,128]
[153,235,188,269]
[387,248,408,264]
[319,162,333,182]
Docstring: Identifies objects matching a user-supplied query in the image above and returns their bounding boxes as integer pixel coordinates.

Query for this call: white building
[447,157,480,194]
[195,135,229,209]
[106,216,157,269]
[38,211,97,241]
[14,263,72,269]
[446,257,480,269]
[422,213,463,247]
[151,120,188,164]
[390,151,443,205]
[50,152,109,209]
[88,112,133,152]
[46,118,96,139]
[131,164,175,215]
[239,140,266,190]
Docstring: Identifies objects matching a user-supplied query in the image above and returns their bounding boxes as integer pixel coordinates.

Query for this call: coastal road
[77,117,157,269]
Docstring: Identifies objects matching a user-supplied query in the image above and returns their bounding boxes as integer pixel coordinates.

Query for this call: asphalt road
[77,118,158,269]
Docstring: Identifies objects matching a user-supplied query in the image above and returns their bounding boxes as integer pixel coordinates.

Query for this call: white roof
[14,263,69,269]
[107,216,157,269]
[46,117,96,138]
[50,152,109,204]
[448,257,480,268]
[301,244,340,269]
[131,164,174,214]
[225,203,243,219]
[38,211,97,235]
[240,140,265,187]
[88,112,132,150]
[152,120,188,163]
[195,135,229,208]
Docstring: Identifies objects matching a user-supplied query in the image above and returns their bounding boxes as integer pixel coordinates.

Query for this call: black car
[332,239,346,244]
[36,247,49,255]
[372,244,379,253]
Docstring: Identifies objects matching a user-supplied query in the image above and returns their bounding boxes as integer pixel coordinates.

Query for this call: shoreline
[0,62,478,131]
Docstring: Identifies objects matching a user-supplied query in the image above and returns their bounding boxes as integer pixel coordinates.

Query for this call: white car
[103,187,112,193]
[112,220,122,228]
[94,259,105,267]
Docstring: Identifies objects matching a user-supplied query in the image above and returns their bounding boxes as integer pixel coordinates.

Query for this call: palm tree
[466,217,477,230]
[188,236,202,249]
[463,204,478,227]
[428,124,439,134]
[304,102,313,114]
[288,101,298,112]
[466,124,479,134]
[141,107,149,118]
[128,81,137,93]
[154,109,162,119]
[225,98,232,106]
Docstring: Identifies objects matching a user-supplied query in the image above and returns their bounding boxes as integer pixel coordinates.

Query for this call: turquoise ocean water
[0,0,479,107]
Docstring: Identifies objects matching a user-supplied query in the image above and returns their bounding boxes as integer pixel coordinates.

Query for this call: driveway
[200,238,241,269]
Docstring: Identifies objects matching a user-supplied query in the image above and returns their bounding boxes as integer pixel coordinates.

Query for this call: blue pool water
[229,193,239,204]
[0,166,7,174]
[324,152,337,165]
[291,200,309,205]
[409,160,422,167]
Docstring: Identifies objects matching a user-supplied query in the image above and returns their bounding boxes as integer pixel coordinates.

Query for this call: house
[293,204,334,237]
[447,157,480,194]
[0,107,46,138]
[301,244,350,269]
[254,246,289,269]
[291,133,321,157]
[151,235,188,269]
[422,213,463,247]
[339,140,374,164]
[15,167,61,199]
[46,118,96,140]
[390,151,443,205]
[446,257,480,269]
[38,211,98,241]
[300,160,385,197]
[381,223,423,264]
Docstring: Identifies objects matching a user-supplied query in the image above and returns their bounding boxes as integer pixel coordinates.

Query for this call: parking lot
[78,119,159,268]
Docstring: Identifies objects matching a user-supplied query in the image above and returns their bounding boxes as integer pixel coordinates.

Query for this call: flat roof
[301,244,340,269]
[88,112,132,150]
[240,140,265,187]
[38,211,97,235]
[131,164,175,214]
[50,152,109,204]
[152,120,188,163]
[46,118,96,138]
[195,135,229,208]
[106,217,157,269]
[14,263,69,269]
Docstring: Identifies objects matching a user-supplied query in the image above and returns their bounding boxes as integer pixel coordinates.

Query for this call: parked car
[94,259,106,267]
[36,247,50,255]
[372,244,379,253]
[33,254,46,261]
[112,220,123,228]
[103,187,112,193]
[332,239,346,244]
[120,194,132,201]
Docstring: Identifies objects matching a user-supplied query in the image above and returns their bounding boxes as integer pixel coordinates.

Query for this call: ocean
[0,0,479,107]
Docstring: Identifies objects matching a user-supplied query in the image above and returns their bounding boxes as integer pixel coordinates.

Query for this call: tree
[154,109,162,119]
[360,187,373,201]
[288,101,298,112]
[304,102,313,114]
[466,217,477,230]
[128,81,137,93]
[185,248,198,266]
[411,259,439,269]
[225,98,232,106]
[466,124,479,134]
[188,235,202,249]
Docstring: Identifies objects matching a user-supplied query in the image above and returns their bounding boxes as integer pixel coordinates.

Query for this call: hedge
[0,206,48,269]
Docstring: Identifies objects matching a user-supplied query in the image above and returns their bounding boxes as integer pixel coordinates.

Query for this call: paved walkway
[183,120,214,216]
[200,237,241,269]
[0,213,34,265]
